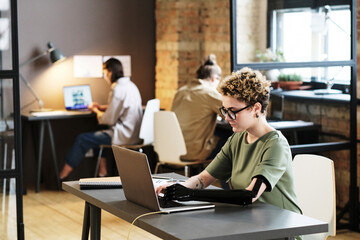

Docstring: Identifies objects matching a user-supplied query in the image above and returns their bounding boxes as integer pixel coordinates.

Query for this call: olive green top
[206,130,302,214]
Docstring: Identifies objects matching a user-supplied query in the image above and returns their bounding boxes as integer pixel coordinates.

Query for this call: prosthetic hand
[164,177,265,206]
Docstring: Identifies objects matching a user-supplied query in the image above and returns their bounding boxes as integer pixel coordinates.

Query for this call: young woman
[156,67,302,215]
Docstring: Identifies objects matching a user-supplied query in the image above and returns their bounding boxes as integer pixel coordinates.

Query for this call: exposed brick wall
[283,101,350,138]
[283,100,351,207]
[155,0,231,110]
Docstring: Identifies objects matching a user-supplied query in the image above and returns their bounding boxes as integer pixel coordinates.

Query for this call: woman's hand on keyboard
[164,184,194,201]
[155,182,174,196]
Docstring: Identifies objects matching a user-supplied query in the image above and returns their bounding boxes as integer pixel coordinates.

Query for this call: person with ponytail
[171,54,224,163]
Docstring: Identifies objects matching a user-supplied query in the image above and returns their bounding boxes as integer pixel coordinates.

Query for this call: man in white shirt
[60,58,142,179]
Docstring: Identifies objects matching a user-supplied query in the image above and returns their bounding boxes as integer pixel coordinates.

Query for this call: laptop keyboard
[158,196,184,208]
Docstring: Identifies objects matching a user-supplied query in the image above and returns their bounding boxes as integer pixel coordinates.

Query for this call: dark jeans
[65,131,111,168]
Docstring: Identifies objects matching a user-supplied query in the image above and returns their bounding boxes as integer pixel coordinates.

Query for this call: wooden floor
[1,179,360,240]
[0,179,161,240]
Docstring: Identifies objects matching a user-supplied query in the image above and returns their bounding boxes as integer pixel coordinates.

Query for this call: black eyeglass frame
[219,104,253,120]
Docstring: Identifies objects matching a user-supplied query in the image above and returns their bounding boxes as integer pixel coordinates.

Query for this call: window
[269,5,351,83]
[231,0,355,85]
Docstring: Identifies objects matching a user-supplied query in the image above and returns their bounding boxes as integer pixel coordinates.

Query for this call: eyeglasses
[219,104,253,120]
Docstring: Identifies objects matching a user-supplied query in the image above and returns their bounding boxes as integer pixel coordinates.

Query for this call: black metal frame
[0,0,24,239]
[230,0,358,231]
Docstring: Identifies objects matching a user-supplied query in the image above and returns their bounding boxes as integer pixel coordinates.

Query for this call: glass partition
[0,0,12,70]
[0,0,24,239]
[0,78,14,171]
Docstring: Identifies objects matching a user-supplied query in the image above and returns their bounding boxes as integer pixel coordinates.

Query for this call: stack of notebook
[79,176,122,190]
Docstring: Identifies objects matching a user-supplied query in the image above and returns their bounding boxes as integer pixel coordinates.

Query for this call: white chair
[293,154,336,240]
[153,111,211,177]
[94,99,160,176]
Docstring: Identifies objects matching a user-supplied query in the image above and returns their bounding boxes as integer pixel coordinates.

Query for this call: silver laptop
[112,145,215,213]
[63,85,92,111]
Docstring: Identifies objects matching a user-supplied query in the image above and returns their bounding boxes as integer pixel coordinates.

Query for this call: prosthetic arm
[164,177,266,206]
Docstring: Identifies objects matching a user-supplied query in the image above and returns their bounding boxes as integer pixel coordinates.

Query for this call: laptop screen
[63,85,92,110]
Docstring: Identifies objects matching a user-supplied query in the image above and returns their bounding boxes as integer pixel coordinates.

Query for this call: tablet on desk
[63,85,92,111]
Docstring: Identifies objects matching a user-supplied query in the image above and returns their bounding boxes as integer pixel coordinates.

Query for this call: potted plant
[255,48,285,62]
[255,48,285,83]
[277,73,303,90]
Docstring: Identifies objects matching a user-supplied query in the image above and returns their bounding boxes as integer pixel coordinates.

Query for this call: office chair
[153,111,211,177]
[94,99,160,176]
[293,154,336,240]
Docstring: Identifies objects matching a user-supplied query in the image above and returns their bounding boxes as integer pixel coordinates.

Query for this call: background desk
[63,173,327,240]
[216,119,321,145]
[22,111,97,192]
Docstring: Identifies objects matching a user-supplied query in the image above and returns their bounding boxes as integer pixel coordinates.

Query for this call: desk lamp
[20,42,66,112]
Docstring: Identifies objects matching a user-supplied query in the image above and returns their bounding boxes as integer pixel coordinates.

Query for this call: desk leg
[46,120,60,189]
[35,121,45,193]
[90,204,101,240]
[292,130,299,145]
[82,202,90,240]
[35,120,60,192]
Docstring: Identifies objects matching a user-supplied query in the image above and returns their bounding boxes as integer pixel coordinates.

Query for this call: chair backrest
[139,99,160,145]
[293,154,336,239]
[154,111,186,163]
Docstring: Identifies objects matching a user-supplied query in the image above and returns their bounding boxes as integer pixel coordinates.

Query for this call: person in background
[60,58,143,179]
[171,54,224,162]
[157,67,302,218]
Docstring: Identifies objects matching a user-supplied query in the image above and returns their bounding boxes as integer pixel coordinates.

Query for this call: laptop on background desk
[112,145,215,213]
[63,84,93,111]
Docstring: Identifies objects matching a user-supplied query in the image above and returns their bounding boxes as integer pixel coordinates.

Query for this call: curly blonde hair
[217,67,271,113]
